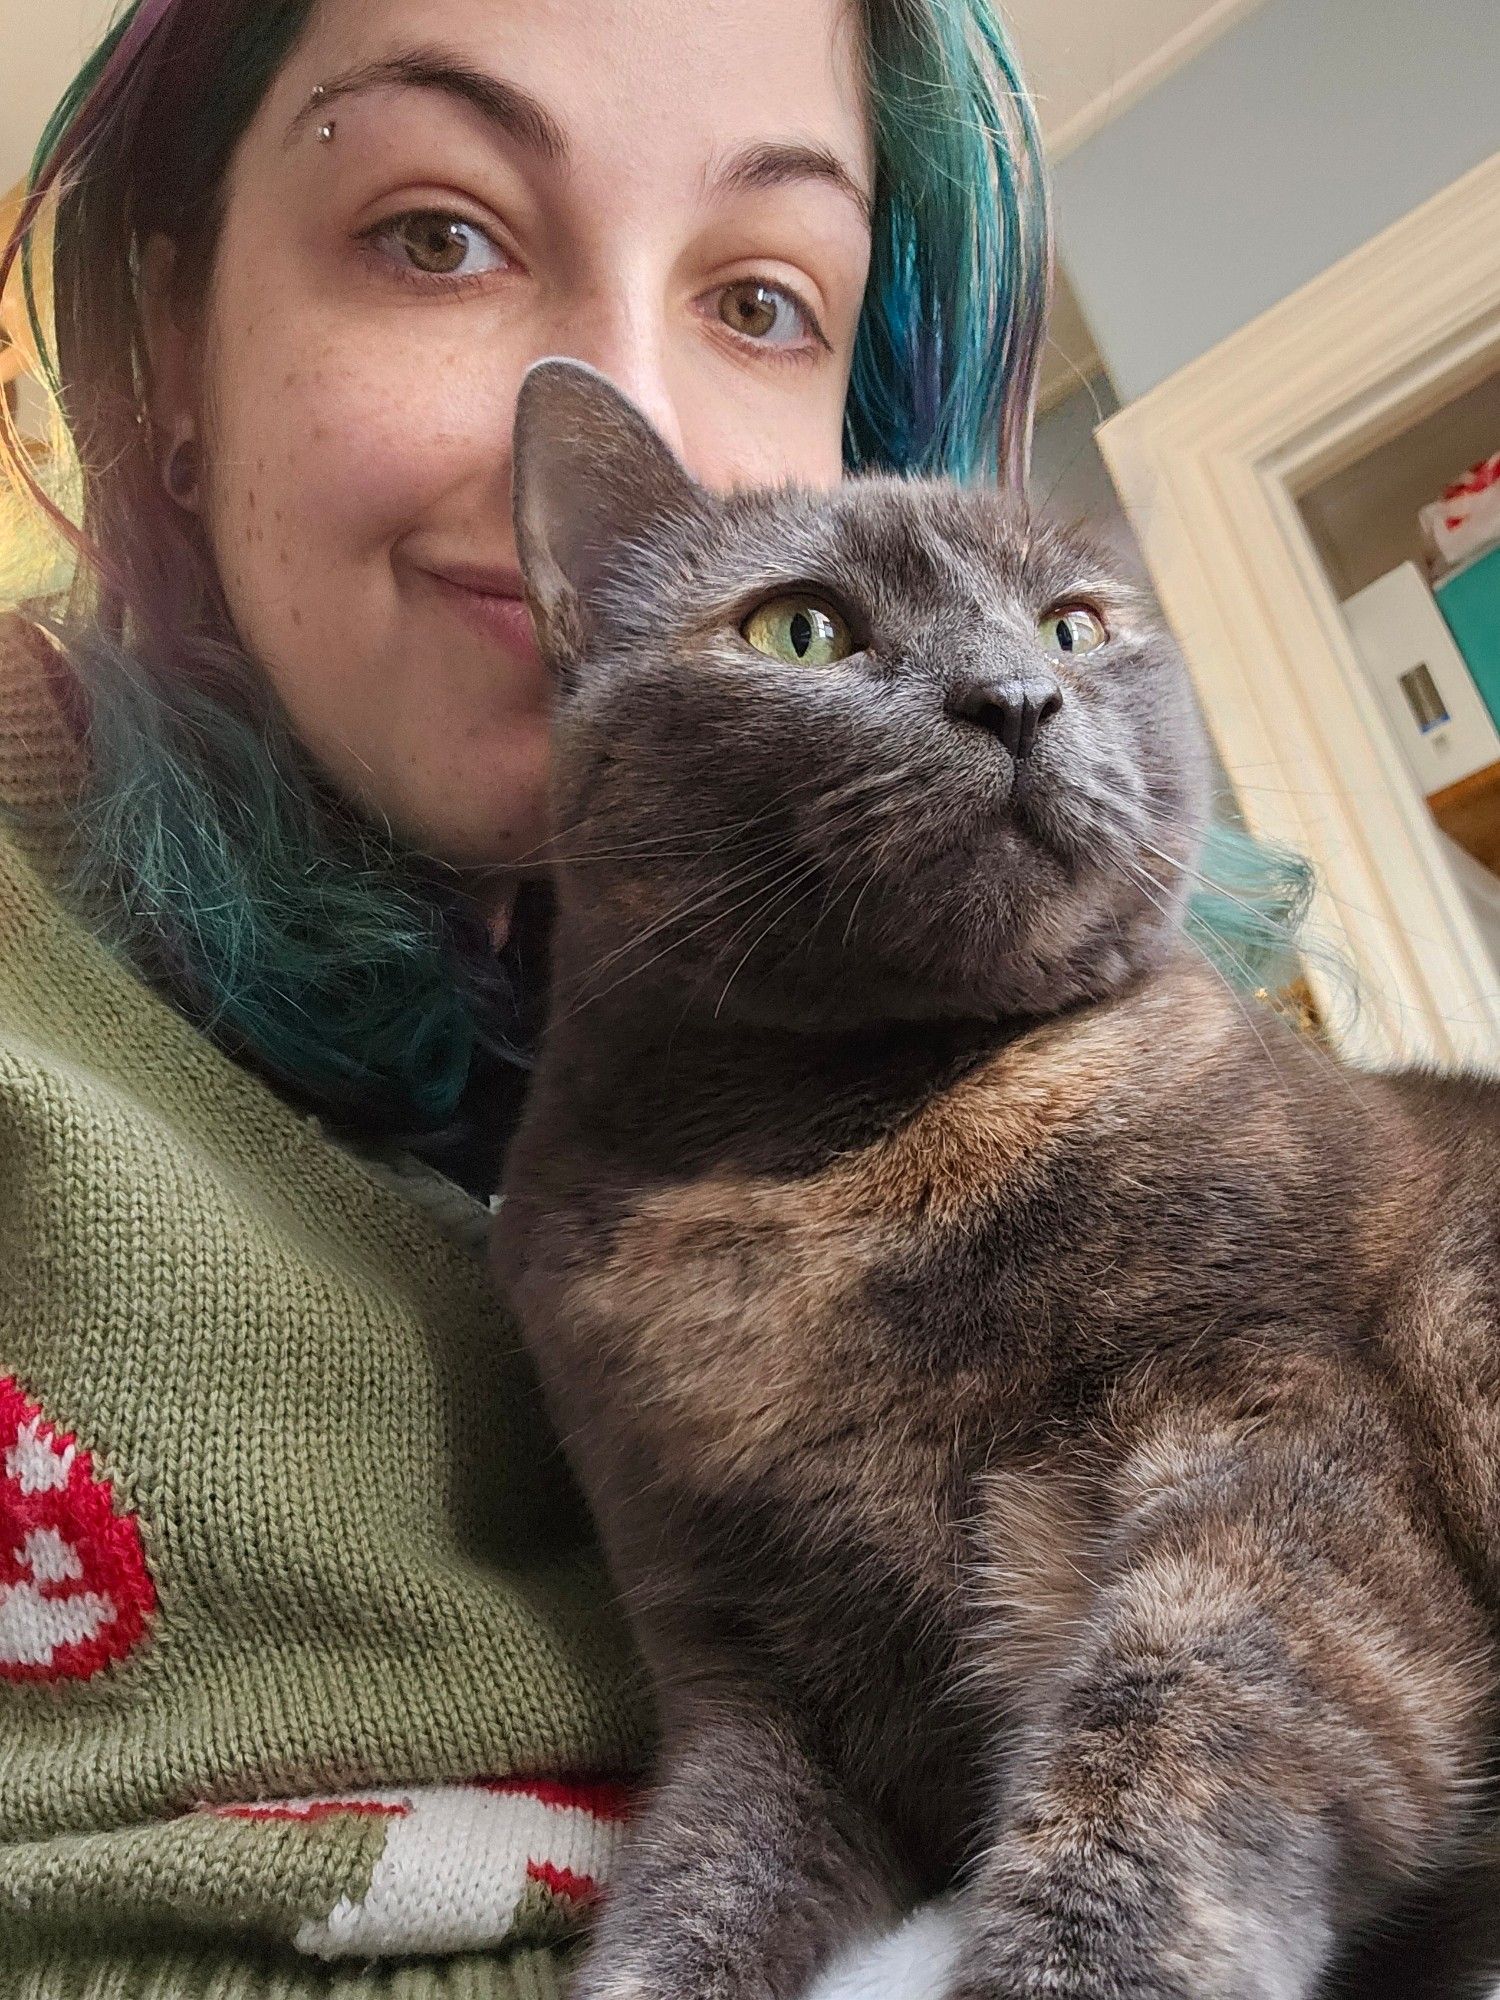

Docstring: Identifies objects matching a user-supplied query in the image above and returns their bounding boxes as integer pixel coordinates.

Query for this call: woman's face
[162,0,873,890]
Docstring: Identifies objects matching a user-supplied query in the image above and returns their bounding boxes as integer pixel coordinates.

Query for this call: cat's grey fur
[494,358,1500,2000]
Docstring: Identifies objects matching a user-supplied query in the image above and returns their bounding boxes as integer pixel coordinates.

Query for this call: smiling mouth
[419,568,543,669]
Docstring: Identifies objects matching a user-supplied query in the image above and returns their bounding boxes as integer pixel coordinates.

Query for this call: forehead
[280,0,875,207]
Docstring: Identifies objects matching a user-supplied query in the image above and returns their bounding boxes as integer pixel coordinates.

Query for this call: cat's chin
[859,861,1175,1022]
[717,936,1164,1036]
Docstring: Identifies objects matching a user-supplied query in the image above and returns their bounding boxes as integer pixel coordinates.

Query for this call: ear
[511,357,707,671]
[139,234,200,440]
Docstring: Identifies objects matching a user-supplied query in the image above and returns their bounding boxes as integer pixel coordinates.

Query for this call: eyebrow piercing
[307,83,336,141]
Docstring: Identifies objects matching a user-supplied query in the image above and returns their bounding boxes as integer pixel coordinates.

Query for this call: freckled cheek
[311,347,504,532]
[223,350,482,576]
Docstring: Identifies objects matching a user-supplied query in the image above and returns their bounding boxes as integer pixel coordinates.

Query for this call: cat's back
[1379,1060,1500,1168]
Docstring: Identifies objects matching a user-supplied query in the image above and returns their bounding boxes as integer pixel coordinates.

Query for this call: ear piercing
[164,432,199,505]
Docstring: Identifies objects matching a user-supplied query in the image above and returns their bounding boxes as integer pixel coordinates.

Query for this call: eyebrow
[284,46,874,227]
[708,138,874,229]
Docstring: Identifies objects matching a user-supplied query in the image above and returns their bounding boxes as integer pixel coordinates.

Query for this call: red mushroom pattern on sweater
[0,1375,157,1681]
[212,1775,633,1957]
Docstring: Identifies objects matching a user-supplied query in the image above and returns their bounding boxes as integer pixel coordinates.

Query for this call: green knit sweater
[0,613,650,1997]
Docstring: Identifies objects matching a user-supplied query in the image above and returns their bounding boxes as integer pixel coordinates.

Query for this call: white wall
[1007,0,1270,156]
[0,0,119,193]
[1031,373,1134,556]
[1054,0,1500,401]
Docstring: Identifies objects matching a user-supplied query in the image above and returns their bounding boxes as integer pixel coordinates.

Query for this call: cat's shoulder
[840,953,1321,1222]
[942,952,1252,1129]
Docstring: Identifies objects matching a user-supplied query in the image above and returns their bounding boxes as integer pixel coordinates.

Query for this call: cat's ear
[512,357,707,673]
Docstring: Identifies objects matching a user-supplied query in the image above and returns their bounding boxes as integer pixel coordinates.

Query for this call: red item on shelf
[1421,451,1500,575]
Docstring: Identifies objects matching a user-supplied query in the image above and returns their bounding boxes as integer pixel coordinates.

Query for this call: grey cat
[494,357,1500,2000]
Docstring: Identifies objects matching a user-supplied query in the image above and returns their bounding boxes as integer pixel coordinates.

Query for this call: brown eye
[377,212,506,279]
[717,280,811,349]
[1038,604,1108,660]
[394,213,469,274]
[741,595,854,666]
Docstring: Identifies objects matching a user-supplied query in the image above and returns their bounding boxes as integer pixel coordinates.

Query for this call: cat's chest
[538,1156,1086,1610]
[542,1073,1100,1482]
[520,1148,1115,1836]
[552,1163,917,1484]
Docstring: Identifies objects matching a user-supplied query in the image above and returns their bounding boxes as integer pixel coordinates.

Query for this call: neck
[537,974,1022,1181]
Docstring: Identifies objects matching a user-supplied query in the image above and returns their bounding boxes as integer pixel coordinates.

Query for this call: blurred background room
[3,0,1499,1068]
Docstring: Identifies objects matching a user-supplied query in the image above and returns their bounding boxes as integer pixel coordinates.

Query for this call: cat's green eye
[1038,605,1109,660]
[741,595,854,667]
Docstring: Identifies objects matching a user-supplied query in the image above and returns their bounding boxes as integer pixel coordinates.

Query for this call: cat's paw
[802,1899,967,2000]
[947,1951,1183,2000]
[947,1926,1152,2000]
[566,1929,958,2000]
[946,1977,1117,2000]
[567,1961,776,2000]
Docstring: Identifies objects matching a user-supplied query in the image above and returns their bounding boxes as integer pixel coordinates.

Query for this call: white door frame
[1097,151,1500,1071]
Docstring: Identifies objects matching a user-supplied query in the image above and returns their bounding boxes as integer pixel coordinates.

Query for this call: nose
[947,670,1064,761]
[549,323,689,468]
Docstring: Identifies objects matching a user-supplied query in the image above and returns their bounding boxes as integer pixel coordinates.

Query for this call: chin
[373,796,538,874]
[388,751,550,872]
[421,817,550,873]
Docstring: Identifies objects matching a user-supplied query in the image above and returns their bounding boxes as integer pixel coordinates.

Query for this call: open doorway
[1096,153,1500,1071]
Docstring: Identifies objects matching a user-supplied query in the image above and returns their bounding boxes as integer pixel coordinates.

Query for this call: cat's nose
[947,671,1064,760]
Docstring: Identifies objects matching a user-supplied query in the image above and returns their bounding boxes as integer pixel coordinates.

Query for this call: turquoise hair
[6,0,1313,1148]
[63,622,518,1134]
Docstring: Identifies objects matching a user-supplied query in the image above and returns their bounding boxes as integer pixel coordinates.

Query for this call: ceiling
[1003,0,1265,154]
[0,0,1268,190]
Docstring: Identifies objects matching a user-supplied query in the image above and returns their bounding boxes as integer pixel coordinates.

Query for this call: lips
[423,561,527,598]
[419,564,542,671]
